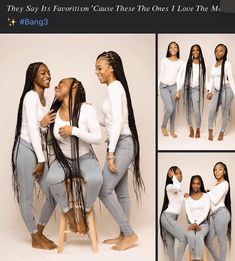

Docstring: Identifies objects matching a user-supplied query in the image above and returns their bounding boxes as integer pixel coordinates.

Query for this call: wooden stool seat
[57,178,98,253]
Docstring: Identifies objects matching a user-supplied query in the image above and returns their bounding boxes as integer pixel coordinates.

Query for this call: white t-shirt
[158,58,185,90]
[54,103,102,158]
[207,180,229,213]
[100,80,131,152]
[164,176,184,215]
[20,90,49,163]
[185,193,210,225]
[208,61,235,94]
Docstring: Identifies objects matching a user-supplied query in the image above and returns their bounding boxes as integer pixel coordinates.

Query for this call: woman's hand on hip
[107,152,118,173]
[32,162,45,181]
[59,126,73,138]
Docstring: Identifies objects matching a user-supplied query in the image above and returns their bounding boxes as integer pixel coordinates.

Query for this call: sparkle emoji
[8,18,16,26]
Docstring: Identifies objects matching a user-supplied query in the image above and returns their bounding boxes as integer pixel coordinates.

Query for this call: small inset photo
[158,34,235,150]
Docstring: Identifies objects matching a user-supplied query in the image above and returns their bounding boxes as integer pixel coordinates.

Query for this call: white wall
[158,153,235,261]
[0,34,155,236]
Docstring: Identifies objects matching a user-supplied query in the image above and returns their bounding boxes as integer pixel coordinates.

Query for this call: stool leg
[202,244,208,261]
[87,210,98,253]
[187,245,191,261]
[58,213,66,253]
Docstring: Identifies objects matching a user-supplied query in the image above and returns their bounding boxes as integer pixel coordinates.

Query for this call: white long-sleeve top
[158,58,185,90]
[101,80,131,152]
[54,103,102,158]
[207,61,235,94]
[20,90,49,163]
[180,63,209,90]
[185,193,210,225]
[165,176,184,215]
[207,180,229,213]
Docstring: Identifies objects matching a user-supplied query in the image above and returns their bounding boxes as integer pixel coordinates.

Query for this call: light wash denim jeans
[185,86,201,129]
[208,83,234,132]
[159,82,177,132]
[46,151,103,212]
[160,211,187,261]
[15,139,55,234]
[206,207,230,261]
[99,135,134,236]
[186,220,209,259]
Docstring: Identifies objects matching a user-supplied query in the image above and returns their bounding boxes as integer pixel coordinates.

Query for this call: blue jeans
[206,207,230,261]
[46,151,103,212]
[159,82,177,132]
[160,211,187,261]
[99,135,134,236]
[15,139,55,234]
[186,221,209,259]
[185,86,201,129]
[208,84,234,132]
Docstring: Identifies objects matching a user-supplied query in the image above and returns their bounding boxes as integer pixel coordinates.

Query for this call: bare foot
[170,131,177,138]
[161,128,169,136]
[112,233,138,251]
[103,235,124,244]
[32,232,55,250]
[218,132,224,141]
[195,128,200,138]
[37,224,55,246]
[65,208,78,233]
[189,127,194,138]
[208,129,213,141]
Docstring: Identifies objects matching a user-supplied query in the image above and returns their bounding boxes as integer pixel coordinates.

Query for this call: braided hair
[97,51,145,201]
[11,62,44,202]
[213,162,232,248]
[47,78,87,227]
[184,44,206,115]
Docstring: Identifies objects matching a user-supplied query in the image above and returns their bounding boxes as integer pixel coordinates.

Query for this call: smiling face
[55,78,73,101]
[192,45,200,59]
[169,42,179,57]
[214,163,225,181]
[215,45,226,61]
[33,64,51,89]
[95,58,115,84]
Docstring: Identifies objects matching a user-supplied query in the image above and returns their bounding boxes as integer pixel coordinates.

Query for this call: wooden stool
[187,243,208,261]
[57,178,98,253]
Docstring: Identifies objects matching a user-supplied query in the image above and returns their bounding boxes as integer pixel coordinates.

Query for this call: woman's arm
[72,105,102,144]
[185,198,195,224]
[208,181,229,206]
[196,194,210,225]
[24,92,45,163]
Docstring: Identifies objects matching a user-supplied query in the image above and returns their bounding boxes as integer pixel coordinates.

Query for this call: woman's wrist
[107,152,115,160]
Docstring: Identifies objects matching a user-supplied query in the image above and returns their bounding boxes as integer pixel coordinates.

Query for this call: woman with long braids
[207,44,235,141]
[182,44,207,138]
[206,162,231,261]
[158,42,185,138]
[11,62,57,250]
[184,175,210,261]
[45,77,103,234]
[95,51,145,251]
[160,166,187,261]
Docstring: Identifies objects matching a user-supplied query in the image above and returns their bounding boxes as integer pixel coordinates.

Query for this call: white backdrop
[158,153,235,261]
[0,34,155,246]
[158,34,235,150]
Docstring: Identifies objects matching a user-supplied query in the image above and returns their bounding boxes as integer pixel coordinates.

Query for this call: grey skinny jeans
[208,84,234,132]
[99,135,134,237]
[185,86,201,129]
[160,211,187,261]
[15,139,55,234]
[206,207,230,261]
[46,151,103,212]
[159,82,177,132]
